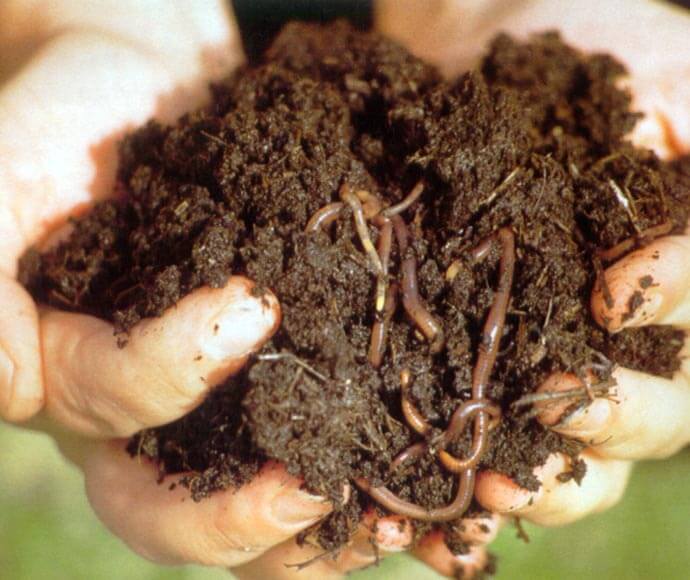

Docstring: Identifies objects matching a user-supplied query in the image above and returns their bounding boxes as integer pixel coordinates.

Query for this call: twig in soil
[596,219,673,263]
[381,180,425,218]
[608,179,640,233]
[199,130,229,148]
[305,202,344,233]
[478,167,521,209]
[542,296,554,331]
[256,352,328,382]
[511,378,616,410]
[394,216,445,353]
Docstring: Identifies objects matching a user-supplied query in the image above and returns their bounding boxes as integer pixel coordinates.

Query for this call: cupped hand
[372,0,690,575]
[0,2,494,578]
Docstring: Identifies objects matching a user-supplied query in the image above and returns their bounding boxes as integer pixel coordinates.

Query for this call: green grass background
[1,422,688,579]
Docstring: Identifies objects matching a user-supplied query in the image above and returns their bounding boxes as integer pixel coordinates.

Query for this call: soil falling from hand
[20,22,689,552]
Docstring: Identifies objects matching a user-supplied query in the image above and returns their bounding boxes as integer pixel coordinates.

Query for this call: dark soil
[20,22,689,555]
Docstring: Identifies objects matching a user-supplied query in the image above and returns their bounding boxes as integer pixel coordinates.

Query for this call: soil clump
[20,22,689,554]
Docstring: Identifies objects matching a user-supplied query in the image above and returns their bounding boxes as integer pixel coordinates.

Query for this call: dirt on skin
[20,22,690,554]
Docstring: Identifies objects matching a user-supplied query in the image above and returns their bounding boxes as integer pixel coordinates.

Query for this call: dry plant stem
[512,379,615,409]
[305,202,345,233]
[596,220,673,262]
[381,180,425,218]
[442,228,515,470]
[256,352,328,382]
[393,216,445,353]
[354,469,476,523]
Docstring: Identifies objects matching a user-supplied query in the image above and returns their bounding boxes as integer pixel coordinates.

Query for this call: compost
[21,21,689,555]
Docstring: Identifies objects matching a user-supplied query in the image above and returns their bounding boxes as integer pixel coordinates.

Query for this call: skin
[0,0,689,577]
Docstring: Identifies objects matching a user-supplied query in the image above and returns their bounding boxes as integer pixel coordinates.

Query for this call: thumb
[41,276,280,438]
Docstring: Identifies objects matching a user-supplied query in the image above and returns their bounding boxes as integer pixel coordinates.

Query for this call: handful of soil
[20,21,690,554]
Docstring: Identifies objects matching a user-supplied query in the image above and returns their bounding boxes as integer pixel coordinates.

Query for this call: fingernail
[475,471,543,513]
[206,292,278,360]
[271,487,330,527]
[454,516,501,545]
[555,398,611,436]
[619,291,663,330]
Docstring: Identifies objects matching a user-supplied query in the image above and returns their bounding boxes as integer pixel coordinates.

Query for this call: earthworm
[340,185,384,275]
[437,399,502,473]
[382,180,425,218]
[596,219,673,262]
[375,215,393,276]
[399,368,432,436]
[454,227,515,468]
[390,441,428,471]
[305,202,345,233]
[445,233,501,282]
[354,468,475,523]
[368,283,398,368]
[393,216,445,353]
[439,399,502,447]
[373,215,393,313]
[356,188,384,219]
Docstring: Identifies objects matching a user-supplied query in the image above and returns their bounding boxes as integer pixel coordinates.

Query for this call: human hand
[370,0,690,575]
[0,2,496,578]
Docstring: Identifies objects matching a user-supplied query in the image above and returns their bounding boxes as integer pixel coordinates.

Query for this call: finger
[0,2,241,265]
[413,531,490,579]
[375,0,690,157]
[0,31,188,262]
[377,0,690,74]
[42,276,280,438]
[475,452,632,527]
[450,513,503,547]
[233,512,413,580]
[84,440,332,568]
[591,235,690,332]
[536,365,690,460]
[0,274,43,421]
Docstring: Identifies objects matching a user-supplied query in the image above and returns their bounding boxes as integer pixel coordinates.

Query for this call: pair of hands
[1,0,689,577]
